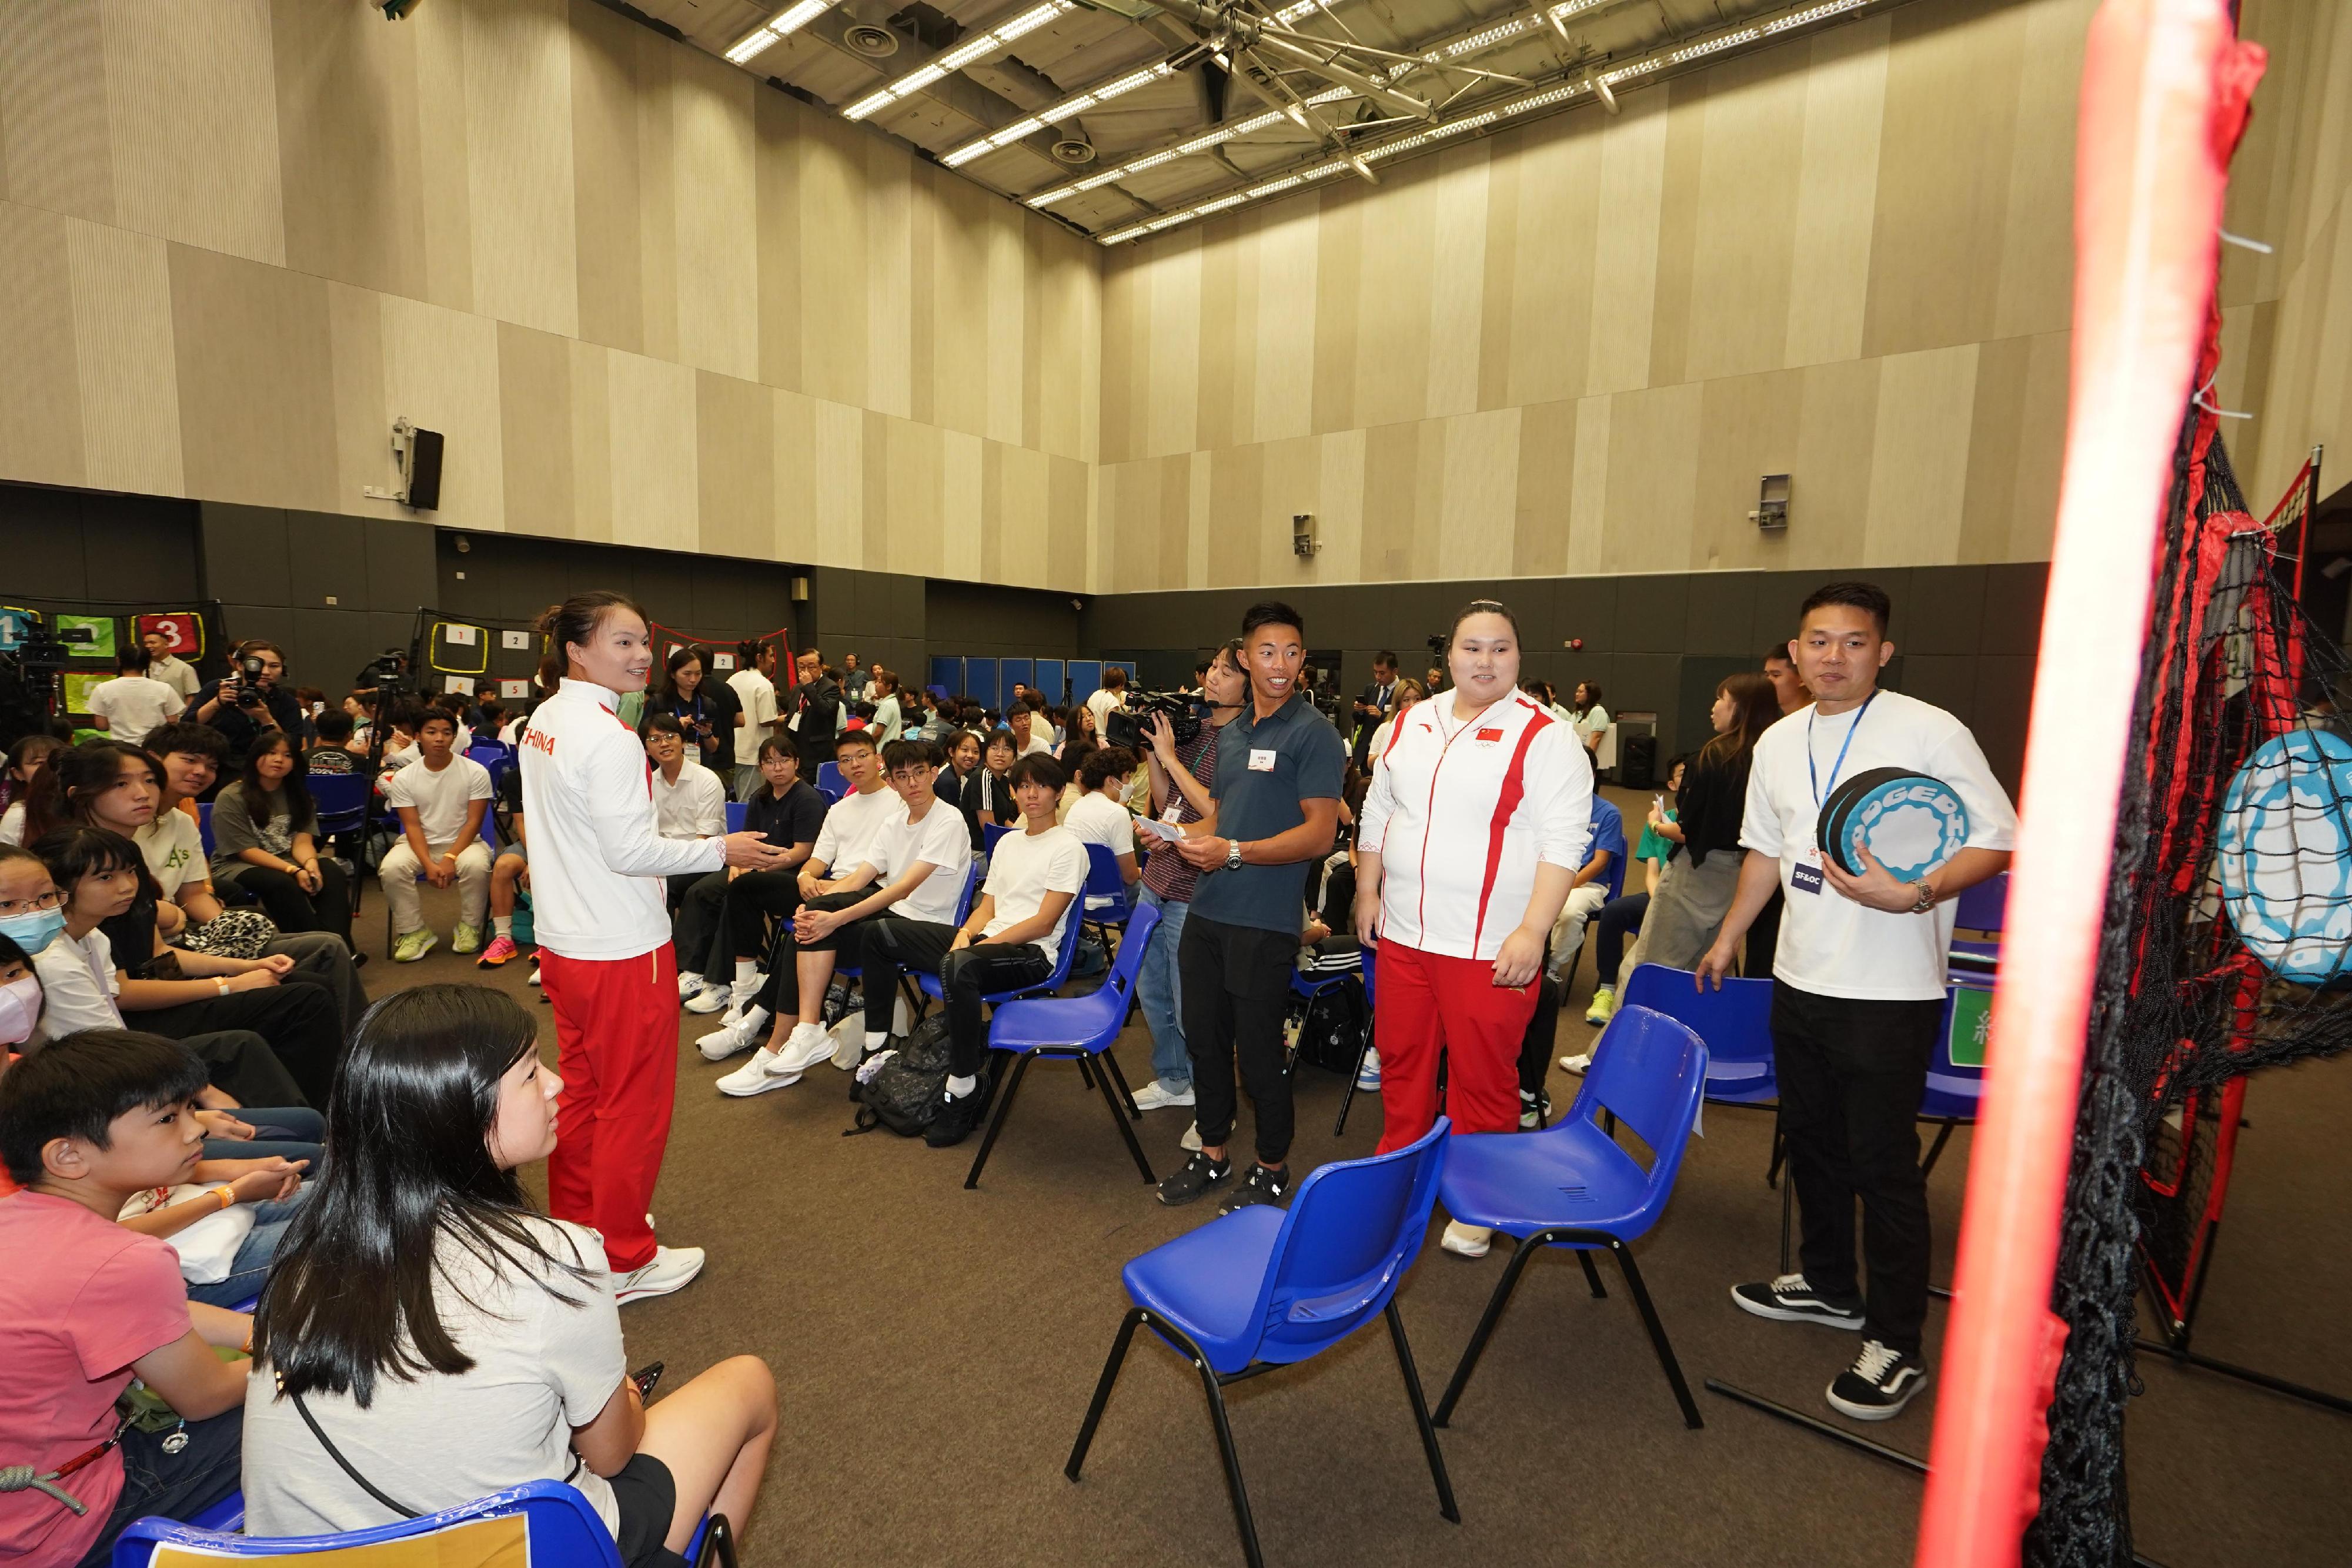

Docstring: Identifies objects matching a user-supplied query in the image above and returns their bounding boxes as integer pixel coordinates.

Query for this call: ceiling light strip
[940,61,1176,168]
[841,0,1076,119]
[724,0,836,63]
[1026,86,1347,208]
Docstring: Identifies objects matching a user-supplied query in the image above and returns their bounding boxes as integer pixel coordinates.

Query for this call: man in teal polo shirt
[1157,601,1348,1214]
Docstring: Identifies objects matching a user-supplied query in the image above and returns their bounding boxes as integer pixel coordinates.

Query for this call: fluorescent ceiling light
[841,1,1074,120]
[724,0,833,62]
[942,61,1174,168]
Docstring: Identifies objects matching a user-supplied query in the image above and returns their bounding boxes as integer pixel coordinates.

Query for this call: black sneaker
[1156,1151,1232,1206]
[1730,1273,1865,1329]
[1826,1340,1928,1420]
[923,1078,990,1148]
[1217,1163,1294,1215]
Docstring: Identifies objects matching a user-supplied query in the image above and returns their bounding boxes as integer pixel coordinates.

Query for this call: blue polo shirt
[1190,692,1349,934]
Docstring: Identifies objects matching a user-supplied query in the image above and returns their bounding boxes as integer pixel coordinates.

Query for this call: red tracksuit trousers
[1373,940,1541,1153]
[542,944,679,1273]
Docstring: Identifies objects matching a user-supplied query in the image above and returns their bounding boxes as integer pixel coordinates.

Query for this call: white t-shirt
[727,670,779,765]
[135,811,208,898]
[146,652,201,700]
[1085,687,1122,736]
[858,801,972,926]
[871,693,903,743]
[1740,688,2019,1001]
[85,675,185,745]
[30,928,123,1043]
[810,785,900,877]
[1012,729,1051,757]
[1061,790,1134,911]
[0,801,23,846]
[242,1218,626,1539]
[383,754,496,852]
[980,823,1088,958]
[651,758,726,840]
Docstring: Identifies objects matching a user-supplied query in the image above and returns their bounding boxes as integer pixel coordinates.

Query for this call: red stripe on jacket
[1469,708,1553,954]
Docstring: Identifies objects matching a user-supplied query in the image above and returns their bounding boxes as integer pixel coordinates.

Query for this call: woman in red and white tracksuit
[521,593,787,1302]
[1357,599,1593,1167]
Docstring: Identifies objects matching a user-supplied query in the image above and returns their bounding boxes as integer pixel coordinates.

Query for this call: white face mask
[0,974,39,1048]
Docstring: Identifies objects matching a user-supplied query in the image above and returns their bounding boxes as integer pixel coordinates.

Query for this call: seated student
[696,729,897,1061]
[1580,754,1686,1028]
[1060,745,1140,910]
[243,986,777,1560]
[145,722,227,829]
[1544,794,1625,983]
[1,733,68,844]
[85,646,186,747]
[674,738,824,1016]
[373,700,427,778]
[208,734,355,948]
[380,709,496,963]
[857,753,1087,1149]
[643,714,727,918]
[715,738,970,1096]
[433,690,476,755]
[0,1029,255,1568]
[18,833,343,1109]
[477,754,532,968]
[301,710,369,775]
[1007,706,1051,758]
[474,696,507,747]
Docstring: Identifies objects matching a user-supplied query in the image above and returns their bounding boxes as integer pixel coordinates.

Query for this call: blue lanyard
[1808,691,1877,810]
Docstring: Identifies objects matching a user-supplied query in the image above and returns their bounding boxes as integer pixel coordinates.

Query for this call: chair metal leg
[1778,1166,1795,1275]
[1766,1113,1786,1188]
[1065,1308,1144,1481]
[1608,1239,1703,1429]
[1194,1355,1265,1568]
[1090,1050,1158,1184]
[1432,1230,1548,1427]
[963,1050,1038,1189]
[1096,1048,1145,1119]
[1077,1055,1100,1091]
[1333,1018,1376,1137]
[1920,1117,1957,1177]
[1576,1250,1609,1299]
[1384,1300,1461,1523]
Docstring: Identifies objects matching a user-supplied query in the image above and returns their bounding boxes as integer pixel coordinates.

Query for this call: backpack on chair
[847,1012,955,1137]
[1290,971,1367,1075]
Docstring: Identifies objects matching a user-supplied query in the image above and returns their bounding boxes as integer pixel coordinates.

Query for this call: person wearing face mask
[522,595,790,1305]
[0,933,39,1057]
[1354,600,1591,1257]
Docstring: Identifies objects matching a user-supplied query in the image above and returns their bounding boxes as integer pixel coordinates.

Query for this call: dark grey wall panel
[1903,565,1986,657]
[1979,562,2050,654]
[201,504,294,607]
[365,520,437,617]
[1683,573,1757,658]
[286,511,368,612]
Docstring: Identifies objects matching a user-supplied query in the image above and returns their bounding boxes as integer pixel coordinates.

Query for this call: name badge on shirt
[1790,849,1825,895]
[1248,748,1277,772]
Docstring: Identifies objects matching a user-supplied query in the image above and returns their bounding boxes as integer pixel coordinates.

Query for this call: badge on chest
[1248,748,1277,773]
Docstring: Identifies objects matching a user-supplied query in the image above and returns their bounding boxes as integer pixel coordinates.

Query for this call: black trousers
[677,869,804,984]
[1516,972,1563,1097]
[71,1406,243,1568]
[1592,891,1649,988]
[180,1028,306,1106]
[1770,982,1942,1353]
[1178,913,1298,1165]
[235,860,353,947]
[136,983,346,1109]
[861,916,1051,1077]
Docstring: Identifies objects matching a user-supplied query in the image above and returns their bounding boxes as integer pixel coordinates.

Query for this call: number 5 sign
[136,613,204,656]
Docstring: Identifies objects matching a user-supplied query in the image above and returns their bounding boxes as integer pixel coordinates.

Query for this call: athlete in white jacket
[522,593,789,1302]
[1357,601,1591,1182]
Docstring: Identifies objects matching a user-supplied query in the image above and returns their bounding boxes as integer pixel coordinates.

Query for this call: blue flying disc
[2217,727,2352,986]
[1819,768,1970,881]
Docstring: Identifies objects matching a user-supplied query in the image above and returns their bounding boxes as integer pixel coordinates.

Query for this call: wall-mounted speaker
[406,429,445,511]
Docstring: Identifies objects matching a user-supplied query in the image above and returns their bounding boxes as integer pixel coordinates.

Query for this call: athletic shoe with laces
[1519,1088,1549,1129]
[1583,985,1616,1027]
[683,980,731,1014]
[697,1009,770,1062]
[1439,1220,1494,1258]
[1180,1121,1203,1152]
[1355,1049,1382,1091]
[714,1046,801,1096]
[720,973,766,1024]
[774,1021,840,1075]
[392,928,438,963]
[923,1079,991,1148]
[614,1245,705,1304]
[1156,1149,1231,1206]
[1130,1079,1196,1111]
[452,922,485,955]
[1826,1339,1928,1420]
[1730,1272,1865,1329]
[527,964,542,987]
[476,934,520,968]
[677,970,703,999]
[1558,1051,1593,1075]
[1217,1163,1294,1215]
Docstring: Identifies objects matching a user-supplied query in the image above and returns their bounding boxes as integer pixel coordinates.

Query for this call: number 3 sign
[136,613,203,656]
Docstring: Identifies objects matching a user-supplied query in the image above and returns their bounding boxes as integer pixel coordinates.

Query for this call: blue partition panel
[1105,660,1138,688]
[999,658,1034,712]
[928,656,964,698]
[1068,660,1102,704]
[965,658,999,714]
[1034,659,1064,703]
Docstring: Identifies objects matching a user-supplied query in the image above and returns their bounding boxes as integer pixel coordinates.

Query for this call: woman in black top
[1612,671,1779,985]
[650,645,741,781]
[673,737,828,1018]
[935,730,985,850]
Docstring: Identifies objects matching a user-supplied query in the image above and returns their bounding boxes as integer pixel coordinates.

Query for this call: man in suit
[1351,650,1400,767]
[791,653,844,774]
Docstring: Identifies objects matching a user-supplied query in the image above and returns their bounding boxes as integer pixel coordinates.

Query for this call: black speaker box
[1619,733,1656,789]
[407,428,445,511]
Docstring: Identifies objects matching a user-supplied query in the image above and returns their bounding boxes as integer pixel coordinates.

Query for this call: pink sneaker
[476,935,520,968]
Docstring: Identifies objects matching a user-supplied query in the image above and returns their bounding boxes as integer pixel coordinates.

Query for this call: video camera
[355,647,414,702]
[1105,689,1204,753]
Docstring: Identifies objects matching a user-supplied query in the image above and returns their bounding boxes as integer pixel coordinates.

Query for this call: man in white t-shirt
[644,714,728,921]
[139,627,202,701]
[380,710,497,962]
[1007,707,1051,758]
[1085,667,1128,741]
[1061,745,1140,913]
[86,648,185,746]
[857,751,1086,1148]
[727,641,783,800]
[716,737,971,1095]
[1697,581,2016,1423]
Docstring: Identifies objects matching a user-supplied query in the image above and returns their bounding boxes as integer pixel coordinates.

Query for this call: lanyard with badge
[1792,693,1876,894]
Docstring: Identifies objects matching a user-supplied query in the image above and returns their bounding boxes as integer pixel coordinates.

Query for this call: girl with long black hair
[244,985,776,1558]
[207,734,352,947]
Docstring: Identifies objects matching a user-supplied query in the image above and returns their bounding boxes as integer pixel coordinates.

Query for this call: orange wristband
[217,1187,234,1212]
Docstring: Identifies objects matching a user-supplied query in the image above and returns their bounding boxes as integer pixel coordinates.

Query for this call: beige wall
[0,0,1098,587]
[1094,0,2097,593]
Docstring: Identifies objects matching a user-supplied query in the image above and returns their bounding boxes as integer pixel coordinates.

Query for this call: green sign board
[1949,984,1994,1068]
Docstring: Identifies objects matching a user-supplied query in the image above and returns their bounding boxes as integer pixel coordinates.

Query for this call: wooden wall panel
[0,4,116,225]
[460,0,577,338]
[102,0,288,267]
[0,203,88,489]
[66,219,182,497]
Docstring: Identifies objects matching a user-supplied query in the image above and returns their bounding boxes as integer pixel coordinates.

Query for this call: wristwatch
[1224,839,1245,871]
[1909,880,1936,914]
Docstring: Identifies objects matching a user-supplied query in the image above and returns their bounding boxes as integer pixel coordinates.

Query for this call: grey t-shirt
[241,1216,627,1539]
[1190,692,1348,934]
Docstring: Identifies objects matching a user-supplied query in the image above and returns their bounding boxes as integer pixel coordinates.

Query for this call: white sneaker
[614,1245,705,1303]
[677,970,703,999]
[683,981,732,1014]
[697,1009,769,1062]
[1181,1121,1203,1152]
[773,1021,837,1075]
[720,973,767,1024]
[715,1047,802,1097]
[1440,1221,1494,1259]
[527,965,542,987]
[1131,1079,1197,1111]
[1558,1052,1593,1075]
[1355,1048,1382,1091]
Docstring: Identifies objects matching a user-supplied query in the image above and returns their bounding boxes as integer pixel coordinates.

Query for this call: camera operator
[1156,603,1347,1216]
[193,640,304,765]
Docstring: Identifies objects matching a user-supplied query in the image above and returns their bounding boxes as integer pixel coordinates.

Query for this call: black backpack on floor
[1291,971,1367,1075]
[847,1013,954,1137]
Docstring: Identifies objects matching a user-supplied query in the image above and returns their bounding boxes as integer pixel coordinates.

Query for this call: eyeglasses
[0,888,66,917]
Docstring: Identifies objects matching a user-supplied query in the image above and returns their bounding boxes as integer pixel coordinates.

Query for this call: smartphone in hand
[631,1362,665,1400]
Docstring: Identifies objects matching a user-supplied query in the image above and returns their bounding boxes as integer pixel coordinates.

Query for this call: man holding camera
[192,640,306,764]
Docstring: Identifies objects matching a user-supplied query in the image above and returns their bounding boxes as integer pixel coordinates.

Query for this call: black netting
[2026,386,2352,1567]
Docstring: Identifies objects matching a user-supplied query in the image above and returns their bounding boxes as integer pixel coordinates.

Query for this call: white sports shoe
[1440,1221,1495,1259]
[1558,1052,1593,1075]
[697,1010,769,1062]
[774,1021,839,1075]
[720,974,767,1024]
[715,1047,802,1096]
[1181,1121,1203,1152]
[614,1245,705,1304]
[677,971,703,999]
[527,965,542,987]
[683,981,732,1014]
[1130,1079,1197,1111]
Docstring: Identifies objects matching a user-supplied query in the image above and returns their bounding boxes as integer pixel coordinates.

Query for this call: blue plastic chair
[196,802,215,857]
[1920,979,1990,1175]
[982,820,1014,857]
[1615,964,1778,1108]
[308,773,372,838]
[963,899,1162,1189]
[1949,870,2007,978]
[814,761,846,803]
[1077,841,1133,948]
[916,888,1083,1009]
[1432,1004,1709,1431]
[724,800,747,833]
[1066,1119,1458,1567]
[113,1480,734,1568]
